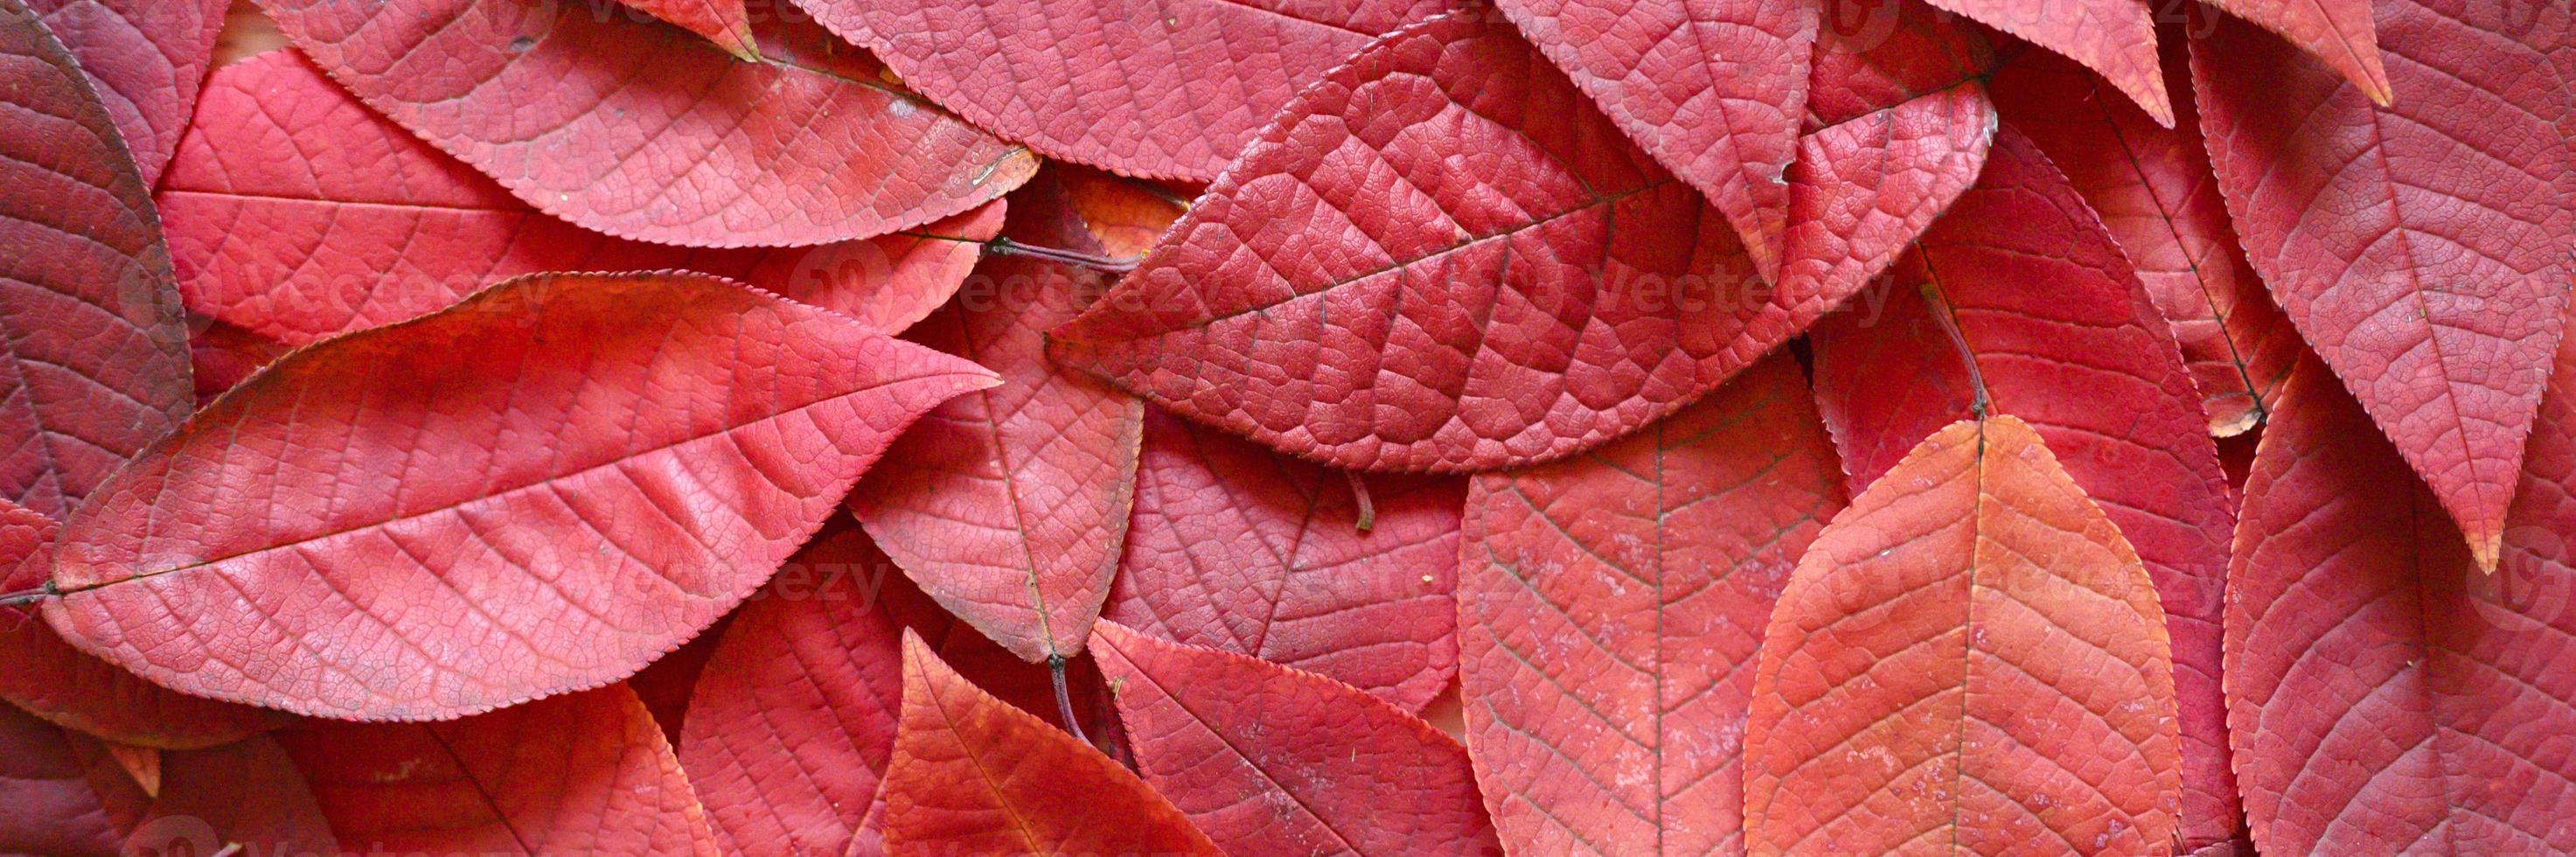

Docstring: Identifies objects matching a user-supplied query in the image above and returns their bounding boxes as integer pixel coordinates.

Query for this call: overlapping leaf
[43,272,997,720]
[278,686,720,854]
[1459,352,1844,854]
[881,632,1218,856]
[123,736,336,856]
[0,0,191,519]
[2227,353,2576,854]
[26,0,226,185]
[0,700,145,856]
[615,0,756,59]
[793,0,1462,180]
[1744,416,2182,854]
[159,52,1002,345]
[253,0,1036,247]
[1090,622,1500,854]
[2196,0,2389,100]
[1104,410,1463,711]
[852,175,1145,663]
[1993,44,2300,436]
[1057,167,1190,261]
[1054,10,1990,472]
[2193,0,2576,568]
[1918,0,2170,123]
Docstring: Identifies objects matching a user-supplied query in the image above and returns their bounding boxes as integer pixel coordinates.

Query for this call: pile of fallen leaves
[1,0,2569,853]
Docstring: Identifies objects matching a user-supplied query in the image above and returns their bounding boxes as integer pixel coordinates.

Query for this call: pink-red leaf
[123,736,336,857]
[792,0,1463,180]
[1919,0,2170,123]
[159,52,1002,345]
[1104,410,1463,712]
[1053,10,1989,472]
[2196,0,2391,101]
[0,700,146,856]
[1744,415,2183,854]
[1090,621,1500,855]
[25,0,226,185]
[253,0,1036,247]
[882,631,1219,856]
[2227,353,2576,854]
[0,0,191,519]
[278,685,720,854]
[616,0,757,59]
[43,271,998,720]
[1494,0,1819,280]
[1459,352,1845,854]
[2192,0,2576,569]
[852,176,1145,663]
[1992,44,2301,437]
[1808,126,2239,847]
[1803,0,1995,129]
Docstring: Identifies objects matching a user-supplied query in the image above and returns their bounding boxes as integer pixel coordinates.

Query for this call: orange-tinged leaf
[1057,167,1189,261]
[278,686,720,854]
[43,272,998,720]
[1458,352,1845,854]
[882,631,1219,856]
[1744,415,2182,854]
[2227,353,2576,853]
[1090,621,1501,855]
[616,0,757,58]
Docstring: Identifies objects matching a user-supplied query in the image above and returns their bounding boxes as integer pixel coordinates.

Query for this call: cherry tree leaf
[1058,166,1190,261]
[123,736,336,857]
[42,271,998,720]
[615,0,757,59]
[1090,621,1500,854]
[159,52,1002,345]
[1495,0,1820,281]
[278,686,720,854]
[1054,10,1989,473]
[881,631,1219,856]
[1744,415,2183,854]
[852,175,1145,663]
[2192,0,2576,569]
[0,700,146,856]
[25,0,226,185]
[1919,0,2170,123]
[1459,352,1845,854]
[2228,352,2576,854]
[2196,0,2390,101]
[1104,410,1463,712]
[1992,43,2301,437]
[0,0,191,519]
[253,0,1037,247]
[790,0,1463,180]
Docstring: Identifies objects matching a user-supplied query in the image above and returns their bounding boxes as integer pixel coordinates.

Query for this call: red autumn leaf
[159,51,1003,345]
[1743,415,2183,854]
[1802,0,1995,129]
[42,271,998,720]
[881,631,1219,856]
[0,0,192,519]
[184,316,288,405]
[2227,352,2576,853]
[616,0,757,59]
[1920,0,2171,124]
[0,700,146,856]
[252,0,1037,247]
[25,0,226,185]
[1104,410,1465,712]
[278,685,721,854]
[1495,0,1819,281]
[122,736,336,857]
[792,0,1463,181]
[0,498,284,749]
[1056,167,1190,261]
[1809,125,2240,847]
[627,612,730,745]
[1991,43,2301,437]
[1089,621,1500,854]
[1053,10,1989,472]
[2196,0,2391,101]
[851,175,1145,663]
[1457,352,1845,854]
[2192,0,2576,569]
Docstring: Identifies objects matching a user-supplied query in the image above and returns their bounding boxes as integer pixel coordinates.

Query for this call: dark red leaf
[253,0,1036,247]
[1809,126,2240,846]
[0,0,191,519]
[278,685,720,854]
[44,271,997,720]
[1458,352,1844,854]
[1104,409,1464,712]
[1053,10,1989,472]
[1919,0,2170,123]
[852,175,1144,663]
[1803,0,1995,129]
[122,736,336,857]
[0,700,147,857]
[161,51,1002,345]
[25,0,226,185]
[1090,621,1501,855]
[185,316,288,405]
[881,631,1218,855]
[2196,0,2390,101]
[791,0,1463,180]
[2192,0,2576,569]
[2227,351,2576,853]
